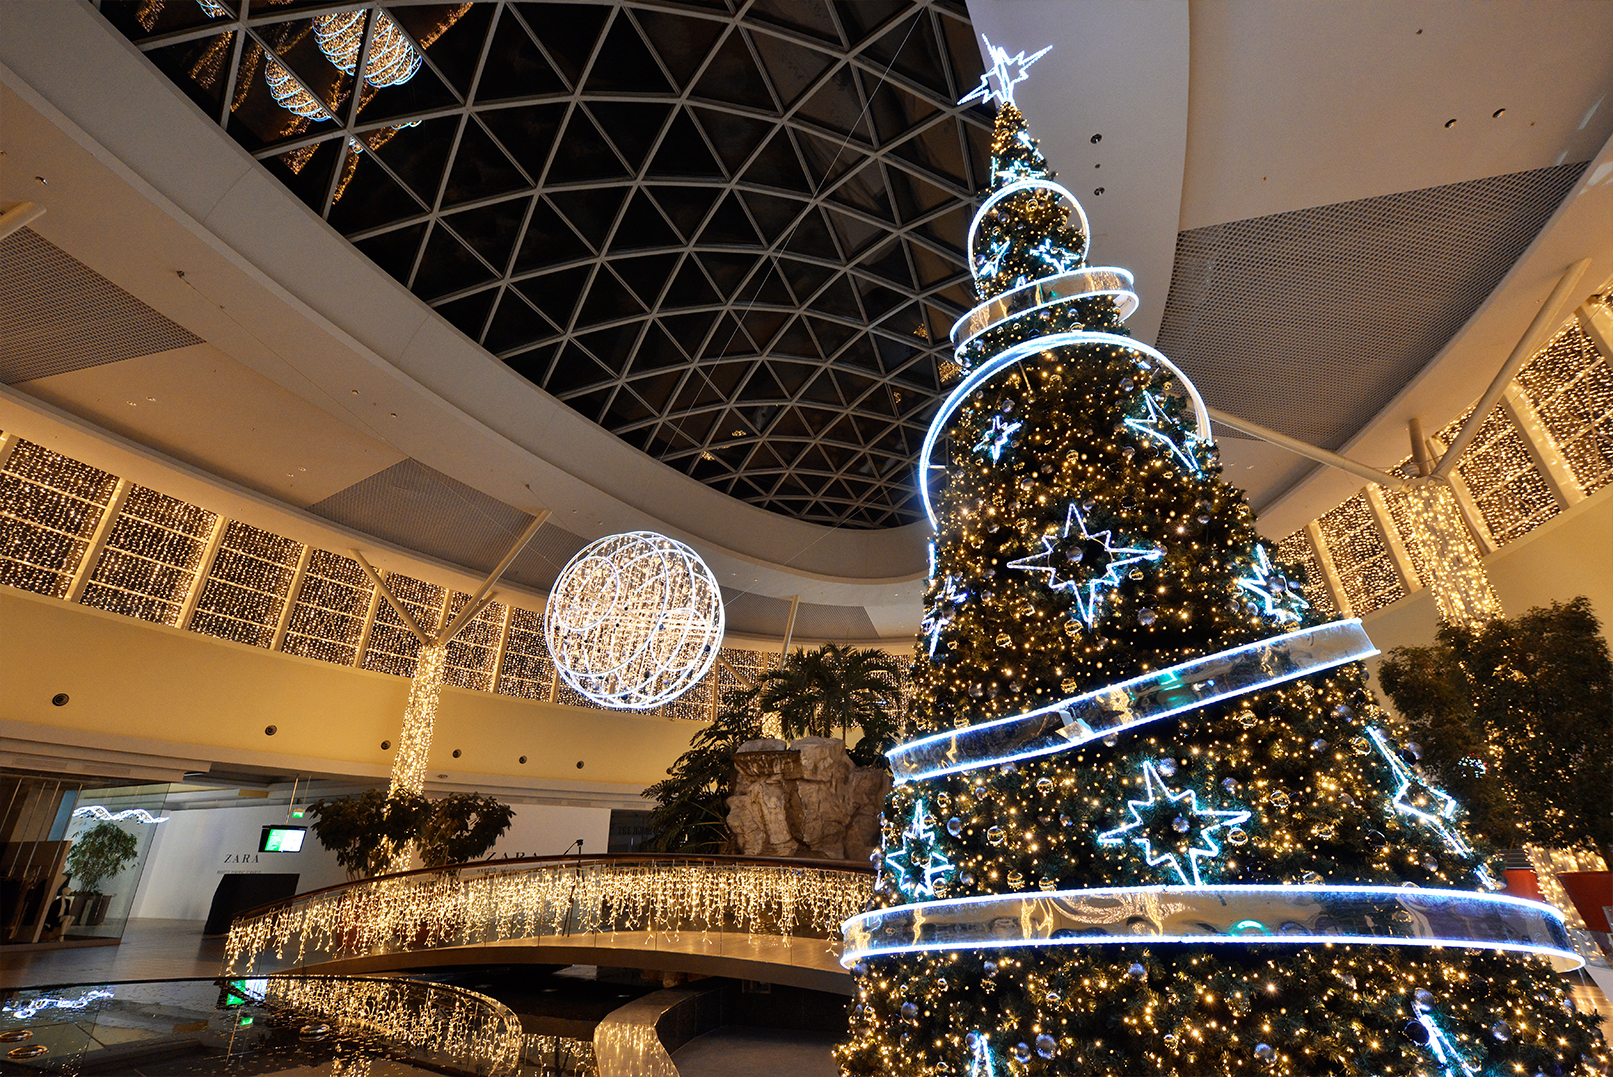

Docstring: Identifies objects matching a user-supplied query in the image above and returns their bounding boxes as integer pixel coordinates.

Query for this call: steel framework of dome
[107,0,995,529]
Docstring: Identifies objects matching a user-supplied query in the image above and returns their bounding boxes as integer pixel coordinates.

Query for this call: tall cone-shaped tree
[836,93,1607,1077]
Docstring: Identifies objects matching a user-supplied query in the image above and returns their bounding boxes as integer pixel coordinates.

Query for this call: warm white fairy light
[0,438,119,598]
[225,860,872,976]
[1391,482,1502,628]
[313,8,423,89]
[80,484,216,625]
[1522,844,1608,964]
[389,641,446,802]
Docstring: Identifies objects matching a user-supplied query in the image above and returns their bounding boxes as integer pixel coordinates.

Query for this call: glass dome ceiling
[103,0,995,529]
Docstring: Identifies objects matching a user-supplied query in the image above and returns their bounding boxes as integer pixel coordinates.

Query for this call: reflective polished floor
[671,1027,840,1077]
[0,920,224,989]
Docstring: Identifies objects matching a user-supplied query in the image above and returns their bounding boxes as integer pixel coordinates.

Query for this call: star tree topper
[959,36,1052,109]
[883,801,954,900]
[1097,762,1251,886]
[1008,503,1164,627]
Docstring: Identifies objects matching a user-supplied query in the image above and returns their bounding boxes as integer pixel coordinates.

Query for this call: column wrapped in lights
[388,640,445,801]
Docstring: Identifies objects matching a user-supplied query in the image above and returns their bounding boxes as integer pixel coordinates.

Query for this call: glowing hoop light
[544,531,725,709]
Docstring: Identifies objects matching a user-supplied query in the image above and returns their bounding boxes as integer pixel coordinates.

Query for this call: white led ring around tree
[918,331,1214,530]
[950,267,1139,350]
[966,178,1091,273]
[887,619,1376,784]
[543,531,724,709]
[840,885,1583,973]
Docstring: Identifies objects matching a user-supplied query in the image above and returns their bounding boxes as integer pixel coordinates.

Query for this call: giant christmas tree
[837,43,1607,1077]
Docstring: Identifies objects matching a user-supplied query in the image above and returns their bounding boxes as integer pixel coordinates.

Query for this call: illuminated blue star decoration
[883,801,954,900]
[1367,727,1473,857]
[1415,1012,1481,1077]
[959,36,1052,109]
[1096,762,1250,886]
[1233,544,1309,624]
[976,236,1010,278]
[966,1034,999,1077]
[1007,503,1164,627]
[1124,391,1202,475]
[920,575,968,658]
[972,414,1023,463]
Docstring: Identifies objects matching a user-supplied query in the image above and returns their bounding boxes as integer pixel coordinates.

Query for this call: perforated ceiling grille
[107,0,993,528]
[0,228,203,384]
[1158,163,1587,451]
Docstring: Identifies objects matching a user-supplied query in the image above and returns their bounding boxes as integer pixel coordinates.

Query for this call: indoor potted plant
[64,821,141,927]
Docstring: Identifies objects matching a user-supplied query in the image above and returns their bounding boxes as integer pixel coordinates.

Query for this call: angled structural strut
[1205,406,1405,489]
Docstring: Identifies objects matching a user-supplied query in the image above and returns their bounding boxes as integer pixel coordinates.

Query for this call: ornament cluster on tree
[835,41,1606,1077]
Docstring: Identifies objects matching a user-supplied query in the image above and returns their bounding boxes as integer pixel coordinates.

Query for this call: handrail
[226,855,875,976]
[234,851,874,921]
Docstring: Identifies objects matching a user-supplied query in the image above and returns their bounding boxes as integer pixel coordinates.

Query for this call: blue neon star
[920,575,968,658]
[959,36,1053,109]
[1366,728,1472,857]
[1124,390,1202,475]
[972,414,1023,463]
[1096,763,1250,886]
[1234,544,1309,624]
[1416,1012,1481,1077]
[1007,503,1164,627]
[967,1035,999,1077]
[883,801,954,900]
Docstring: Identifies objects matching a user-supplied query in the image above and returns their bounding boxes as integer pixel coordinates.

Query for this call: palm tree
[754,643,904,767]
[642,686,762,852]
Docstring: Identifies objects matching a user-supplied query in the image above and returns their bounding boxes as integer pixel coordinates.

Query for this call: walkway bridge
[225,854,872,995]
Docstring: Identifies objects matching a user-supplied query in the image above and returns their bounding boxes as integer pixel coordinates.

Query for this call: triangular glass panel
[608,252,680,307]
[891,114,970,188]
[501,341,557,386]
[441,119,527,206]
[769,318,818,359]
[515,264,591,327]
[546,108,631,184]
[433,288,498,343]
[354,222,426,285]
[484,290,560,353]
[829,160,896,223]
[914,204,970,260]
[853,277,905,322]
[863,10,948,90]
[742,309,788,351]
[649,185,721,240]
[585,15,674,93]
[750,31,836,106]
[797,371,843,408]
[566,387,615,422]
[576,265,649,327]
[631,323,689,371]
[692,107,775,176]
[777,255,834,304]
[478,103,566,178]
[259,17,353,124]
[328,148,425,235]
[369,114,459,203]
[350,44,458,126]
[610,191,681,253]
[647,110,725,179]
[782,208,839,261]
[809,275,864,321]
[442,196,528,272]
[265,138,345,215]
[888,170,955,224]
[862,238,916,292]
[833,0,908,44]
[864,80,940,143]
[698,253,761,300]
[698,193,763,246]
[411,224,496,300]
[806,316,857,356]
[824,207,882,258]
[512,197,591,272]
[660,310,718,355]
[576,320,645,375]
[769,406,811,437]
[908,242,963,290]
[142,33,234,120]
[586,102,672,172]
[544,340,612,396]
[517,2,608,87]
[603,384,657,426]
[390,3,491,97]
[709,313,754,357]
[690,33,775,110]
[662,258,723,310]
[795,68,870,141]
[740,191,804,244]
[475,10,568,100]
[547,185,628,250]
[742,130,813,194]
[632,10,725,89]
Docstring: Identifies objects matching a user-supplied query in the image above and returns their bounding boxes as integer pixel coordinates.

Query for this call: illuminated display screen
[259,826,306,853]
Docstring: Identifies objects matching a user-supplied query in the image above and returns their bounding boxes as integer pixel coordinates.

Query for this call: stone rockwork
[726,737,890,862]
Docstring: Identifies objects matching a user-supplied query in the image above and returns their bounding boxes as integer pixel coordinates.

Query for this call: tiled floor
[671,1027,840,1077]
[0,919,225,989]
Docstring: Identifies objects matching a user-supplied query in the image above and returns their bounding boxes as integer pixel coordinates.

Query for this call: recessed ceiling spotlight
[1094,187,1105,196]
[1493,108,1506,118]
[1090,133,1102,144]
[1444,118,1457,128]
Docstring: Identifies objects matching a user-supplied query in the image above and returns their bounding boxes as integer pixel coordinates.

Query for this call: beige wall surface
[0,589,702,795]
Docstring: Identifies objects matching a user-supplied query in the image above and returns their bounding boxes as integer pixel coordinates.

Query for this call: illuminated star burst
[972,414,1023,463]
[883,801,954,900]
[1366,727,1473,857]
[1007,503,1164,627]
[1124,390,1202,475]
[921,575,968,658]
[958,36,1053,109]
[1096,762,1250,886]
[1233,544,1309,624]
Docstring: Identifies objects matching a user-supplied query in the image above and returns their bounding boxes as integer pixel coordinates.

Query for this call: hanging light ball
[544,531,725,709]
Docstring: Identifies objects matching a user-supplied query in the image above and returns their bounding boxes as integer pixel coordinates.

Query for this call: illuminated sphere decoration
[544,531,725,709]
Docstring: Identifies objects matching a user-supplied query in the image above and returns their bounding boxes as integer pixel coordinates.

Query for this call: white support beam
[1363,484,1421,595]
[271,545,313,652]
[66,479,129,604]
[353,580,384,668]
[0,432,19,473]
[1578,299,1613,361]
[177,515,228,629]
[489,601,515,695]
[353,550,431,646]
[1500,383,1586,510]
[1434,259,1592,479]
[1206,407,1405,488]
[437,510,549,644]
[1304,520,1352,618]
[0,202,45,242]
